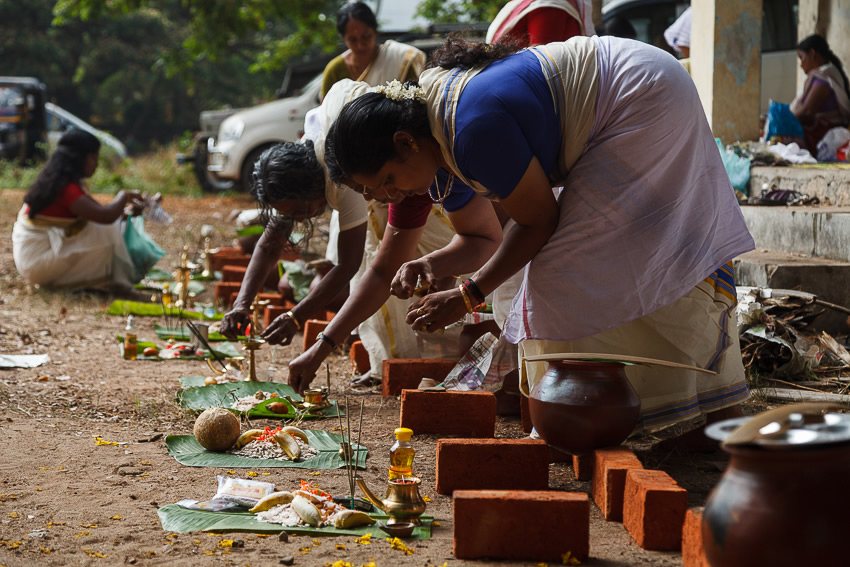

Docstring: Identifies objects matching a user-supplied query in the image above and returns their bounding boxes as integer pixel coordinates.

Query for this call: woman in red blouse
[12,129,151,289]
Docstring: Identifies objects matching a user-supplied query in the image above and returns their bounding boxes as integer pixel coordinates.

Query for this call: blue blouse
[429,50,560,206]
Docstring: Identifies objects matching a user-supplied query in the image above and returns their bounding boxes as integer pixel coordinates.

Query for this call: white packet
[214,475,276,507]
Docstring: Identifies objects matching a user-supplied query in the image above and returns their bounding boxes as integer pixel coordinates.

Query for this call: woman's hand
[287,343,327,394]
[391,258,435,299]
[219,308,251,340]
[260,312,300,346]
[405,288,468,332]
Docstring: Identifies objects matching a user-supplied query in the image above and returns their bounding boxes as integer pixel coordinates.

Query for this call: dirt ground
[0,189,765,567]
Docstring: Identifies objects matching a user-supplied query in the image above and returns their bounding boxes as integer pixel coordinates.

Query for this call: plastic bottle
[389,427,415,480]
[123,315,138,360]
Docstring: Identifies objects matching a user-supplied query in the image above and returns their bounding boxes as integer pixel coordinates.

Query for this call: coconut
[193,407,241,452]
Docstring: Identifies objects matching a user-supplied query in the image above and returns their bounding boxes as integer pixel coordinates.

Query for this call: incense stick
[346,396,355,508]
[187,320,227,373]
[354,399,364,483]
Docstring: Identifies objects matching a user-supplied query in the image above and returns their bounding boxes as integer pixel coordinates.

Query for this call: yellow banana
[234,429,264,449]
[249,491,294,513]
[291,495,321,527]
[281,425,309,445]
[273,431,301,459]
[333,509,376,529]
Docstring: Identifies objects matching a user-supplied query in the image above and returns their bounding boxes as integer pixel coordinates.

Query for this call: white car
[207,73,323,193]
[45,102,128,160]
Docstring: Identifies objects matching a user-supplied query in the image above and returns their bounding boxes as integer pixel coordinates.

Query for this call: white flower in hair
[373,80,425,103]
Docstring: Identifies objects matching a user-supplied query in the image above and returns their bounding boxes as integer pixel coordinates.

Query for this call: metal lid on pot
[706,412,850,447]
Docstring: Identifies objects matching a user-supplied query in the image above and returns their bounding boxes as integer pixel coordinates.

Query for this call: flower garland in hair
[373,80,425,103]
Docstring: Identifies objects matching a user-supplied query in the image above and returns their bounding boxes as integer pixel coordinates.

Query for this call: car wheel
[194,138,235,193]
[240,146,272,194]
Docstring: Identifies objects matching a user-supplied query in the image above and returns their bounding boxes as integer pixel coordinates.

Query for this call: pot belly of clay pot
[528,360,641,455]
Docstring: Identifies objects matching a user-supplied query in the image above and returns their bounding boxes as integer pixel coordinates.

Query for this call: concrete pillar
[691,0,762,143]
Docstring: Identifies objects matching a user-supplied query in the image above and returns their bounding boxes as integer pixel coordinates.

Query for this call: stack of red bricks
[385,354,710,563]
[210,246,301,307]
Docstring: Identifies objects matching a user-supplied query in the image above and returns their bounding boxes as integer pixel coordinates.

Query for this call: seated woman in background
[12,128,158,290]
[791,34,850,151]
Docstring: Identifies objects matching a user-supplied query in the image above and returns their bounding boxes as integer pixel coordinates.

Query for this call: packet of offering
[214,475,276,507]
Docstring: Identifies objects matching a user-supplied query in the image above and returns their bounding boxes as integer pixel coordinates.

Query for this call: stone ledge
[750,165,850,205]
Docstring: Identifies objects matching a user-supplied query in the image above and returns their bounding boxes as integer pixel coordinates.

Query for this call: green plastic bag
[124,215,165,282]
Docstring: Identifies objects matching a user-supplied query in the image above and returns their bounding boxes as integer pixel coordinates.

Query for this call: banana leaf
[175,380,342,419]
[135,279,206,295]
[165,430,367,469]
[154,324,234,342]
[157,503,432,539]
[106,300,223,320]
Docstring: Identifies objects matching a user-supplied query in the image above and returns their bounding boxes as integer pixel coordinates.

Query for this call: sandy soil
[0,188,757,567]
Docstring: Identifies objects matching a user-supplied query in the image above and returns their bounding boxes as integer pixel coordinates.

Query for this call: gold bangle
[458,285,474,313]
[285,310,302,331]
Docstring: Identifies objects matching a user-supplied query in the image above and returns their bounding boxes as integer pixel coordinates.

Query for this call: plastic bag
[816,127,850,162]
[124,214,166,282]
[715,139,751,195]
[764,101,804,145]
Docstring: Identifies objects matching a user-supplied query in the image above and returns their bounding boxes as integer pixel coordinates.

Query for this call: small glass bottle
[123,315,138,360]
[389,427,415,480]
[161,283,173,308]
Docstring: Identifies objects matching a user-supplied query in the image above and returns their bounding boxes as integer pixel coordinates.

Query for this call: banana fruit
[281,426,309,444]
[273,431,301,459]
[291,495,321,527]
[235,429,265,449]
[333,509,376,529]
[249,491,294,513]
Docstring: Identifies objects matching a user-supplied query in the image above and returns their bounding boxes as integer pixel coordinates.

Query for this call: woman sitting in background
[791,34,850,151]
[12,128,158,290]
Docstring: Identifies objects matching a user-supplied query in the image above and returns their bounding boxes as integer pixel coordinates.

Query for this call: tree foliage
[415,0,503,24]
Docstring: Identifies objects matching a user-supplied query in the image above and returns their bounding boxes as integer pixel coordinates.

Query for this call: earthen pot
[703,440,850,567]
[527,360,640,455]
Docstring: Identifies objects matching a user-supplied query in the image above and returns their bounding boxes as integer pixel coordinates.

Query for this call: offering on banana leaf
[252,480,376,528]
[229,425,318,461]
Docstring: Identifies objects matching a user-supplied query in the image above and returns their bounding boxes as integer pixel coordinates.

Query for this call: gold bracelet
[458,285,474,313]
[285,310,302,331]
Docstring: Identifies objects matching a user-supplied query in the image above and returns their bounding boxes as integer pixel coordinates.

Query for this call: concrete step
[750,165,850,205]
[739,204,850,262]
[733,249,850,333]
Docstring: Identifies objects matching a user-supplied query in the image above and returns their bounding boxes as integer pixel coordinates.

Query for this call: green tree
[415,0,504,24]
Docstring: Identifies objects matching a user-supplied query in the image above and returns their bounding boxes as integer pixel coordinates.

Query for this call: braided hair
[798,34,850,103]
[24,128,100,218]
[250,141,325,248]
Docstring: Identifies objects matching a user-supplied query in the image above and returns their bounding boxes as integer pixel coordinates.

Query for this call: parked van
[206,73,323,193]
[602,0,799,114]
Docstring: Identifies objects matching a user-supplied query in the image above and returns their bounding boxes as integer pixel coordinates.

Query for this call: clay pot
[703,442,850,567]
[527,360,640,455]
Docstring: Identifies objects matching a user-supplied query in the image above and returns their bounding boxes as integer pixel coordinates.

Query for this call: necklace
[431,173,455,214]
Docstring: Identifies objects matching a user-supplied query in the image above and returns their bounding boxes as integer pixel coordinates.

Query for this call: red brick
[401,390,496,438]
[302,319,330,351]
[211,253,251,272]
[214,282,242,306]
[453,490,589,561]
[436,438,548,495]
[591,447,643,521]
[350,341,370,374]
[257,292,285,306]
[572,453,593,481]
[381,358,456,397]
[221,264,248,282]
[520,394,533,433]
[623,469,687,551]
[682,508,710,567]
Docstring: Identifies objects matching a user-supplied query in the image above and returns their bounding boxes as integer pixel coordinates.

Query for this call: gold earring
[411,141,419,153]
